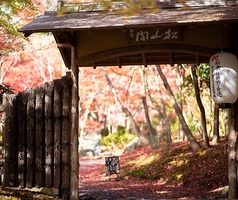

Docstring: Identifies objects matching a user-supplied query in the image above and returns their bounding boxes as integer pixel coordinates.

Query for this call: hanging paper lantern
[210,51,238,108]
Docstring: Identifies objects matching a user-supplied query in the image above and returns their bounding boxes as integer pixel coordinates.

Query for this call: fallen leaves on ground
[79,139,229,199]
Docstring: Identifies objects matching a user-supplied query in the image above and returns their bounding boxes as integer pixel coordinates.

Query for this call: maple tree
[156,65,202,151]
[2,34,66,92]
[79,65,182,144]
[149,65,172,145]
[191,64,210,148]
[0,0,42,99]
[1,0,66,93]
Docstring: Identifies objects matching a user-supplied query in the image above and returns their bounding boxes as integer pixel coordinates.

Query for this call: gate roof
[19,4,238,34]
[19,1,238,68]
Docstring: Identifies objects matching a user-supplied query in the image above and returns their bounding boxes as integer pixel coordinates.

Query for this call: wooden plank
[2,94,9,187]
[17,92,28,188]
[53,79,62,188]
[26,89,35,187]
[61,75,72,199]
[2,94,18,187]
[44,82,54,187]
[35,86,45,187]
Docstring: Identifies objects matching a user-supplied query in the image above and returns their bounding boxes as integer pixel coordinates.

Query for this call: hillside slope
[79,138,229,199]
[120,139,228,191]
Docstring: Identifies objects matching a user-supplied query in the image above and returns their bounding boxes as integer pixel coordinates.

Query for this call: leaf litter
[79,139,229,199]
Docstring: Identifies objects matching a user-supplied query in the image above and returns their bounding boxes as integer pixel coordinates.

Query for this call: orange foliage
[2,34,65,92]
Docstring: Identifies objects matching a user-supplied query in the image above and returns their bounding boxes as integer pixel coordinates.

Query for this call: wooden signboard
[127,27,182,44]
[105,156,120,176]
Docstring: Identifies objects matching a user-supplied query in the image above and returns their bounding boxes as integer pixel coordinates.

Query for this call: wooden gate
[1,74,73,199]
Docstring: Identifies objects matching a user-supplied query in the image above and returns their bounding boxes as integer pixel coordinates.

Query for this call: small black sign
[105,156,120,176]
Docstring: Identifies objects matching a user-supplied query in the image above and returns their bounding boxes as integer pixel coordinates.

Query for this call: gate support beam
[70,32,79,200]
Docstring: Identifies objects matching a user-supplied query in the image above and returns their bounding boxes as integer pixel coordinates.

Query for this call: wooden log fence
[2,75,73,199]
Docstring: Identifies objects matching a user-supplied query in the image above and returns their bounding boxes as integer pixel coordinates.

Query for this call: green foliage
[169,116,179,135]
[178,64,194,97]
[101,126,135,149]
[1,0,35,35]
[177,63,210,97]
[196,63,210,90]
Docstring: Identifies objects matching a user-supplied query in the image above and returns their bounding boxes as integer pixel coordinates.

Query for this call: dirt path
[79,157,228,200]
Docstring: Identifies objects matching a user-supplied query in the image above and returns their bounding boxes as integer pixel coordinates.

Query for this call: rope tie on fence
[45,164,54,169]
[61,142,70,149]
[61,116,70,120]
[54,143,61,150]
[36,164,44,171]
[36,143,45,149]
[45,143,53,148]
[18,144,26,151]
[53,164,61,169]
[62,163,70,169]
[45,116,54,120]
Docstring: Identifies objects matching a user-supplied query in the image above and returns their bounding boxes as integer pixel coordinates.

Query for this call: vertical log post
[54,80,62,188]
[229,101,238,199]
[70,36,79,200]
[26,89,35,187]
[2,94,18,187]
[2,94,9,187]
[61,75,72,199]
[45,82,54,187]
[35,86,45,187]
[17,93,28,188]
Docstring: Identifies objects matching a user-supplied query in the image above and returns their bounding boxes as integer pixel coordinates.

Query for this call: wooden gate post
[70,38,79,200]
[228,101,238,198]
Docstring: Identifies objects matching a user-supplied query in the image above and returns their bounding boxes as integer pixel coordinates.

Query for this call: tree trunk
[191,64,210,148]
[156,65,201,151]
[212,103,219,144]
[176,65,185,141]
[139,66,158,148]
[151,66,172,145]
[141,96,158,148]
[103,69,142,136]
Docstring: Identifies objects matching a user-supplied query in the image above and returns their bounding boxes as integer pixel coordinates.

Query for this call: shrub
[101,126,135,149]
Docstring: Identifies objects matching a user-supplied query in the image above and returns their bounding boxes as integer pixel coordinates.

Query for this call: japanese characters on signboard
[127,27,182,44]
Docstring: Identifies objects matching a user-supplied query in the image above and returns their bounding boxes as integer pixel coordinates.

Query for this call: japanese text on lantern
[211,55,222,98]
[127,27,182,44]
